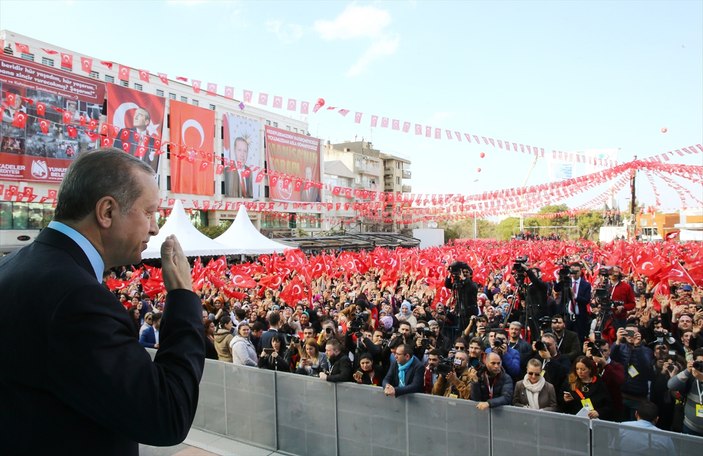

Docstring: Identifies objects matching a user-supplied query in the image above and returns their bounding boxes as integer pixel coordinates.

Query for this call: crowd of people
[111,238,703,441]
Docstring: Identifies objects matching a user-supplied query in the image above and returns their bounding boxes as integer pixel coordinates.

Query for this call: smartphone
[263,348,274,354]
[626,330,635,337]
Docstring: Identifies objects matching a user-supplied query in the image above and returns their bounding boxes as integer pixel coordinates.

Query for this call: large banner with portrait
[0,54,106,182]
[106,84,165,172]
[168,100,215,195]
[264,126,321,202]
[222,112,261,199]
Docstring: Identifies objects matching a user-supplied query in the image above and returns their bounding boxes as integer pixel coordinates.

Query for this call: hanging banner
[168,100,215,195]
[106,83,165,172]
[0,54,105,182]
[222,112,261,199]
[264,126,321,202]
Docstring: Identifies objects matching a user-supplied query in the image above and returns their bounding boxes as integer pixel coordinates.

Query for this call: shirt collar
[48,221,104,283]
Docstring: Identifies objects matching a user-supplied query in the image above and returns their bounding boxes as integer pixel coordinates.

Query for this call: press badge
[627,365,639,378]
[581,398,594,410]
[696,404,703,418]
[449,393,458,399]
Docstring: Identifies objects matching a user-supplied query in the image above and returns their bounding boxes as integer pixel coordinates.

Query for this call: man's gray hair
[54,148,154,222]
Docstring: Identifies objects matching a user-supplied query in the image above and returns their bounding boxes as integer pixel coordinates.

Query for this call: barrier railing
[186,357,701,456]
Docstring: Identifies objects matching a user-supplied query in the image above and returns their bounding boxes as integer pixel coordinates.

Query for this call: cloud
[346,34,400,77]
[314,4,398,77]
[266,19,304,44]
[314,4,391,40]
[166,0,210,5]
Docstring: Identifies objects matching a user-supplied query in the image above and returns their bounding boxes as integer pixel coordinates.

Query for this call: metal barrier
[188,358,703,456]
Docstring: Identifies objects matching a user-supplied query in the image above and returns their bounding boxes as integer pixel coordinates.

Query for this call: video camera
[448,261,470,278]
[435,356,457,376]
[349,310,370,334]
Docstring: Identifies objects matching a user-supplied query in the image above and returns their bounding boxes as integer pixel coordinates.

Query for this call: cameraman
[431,350,477,399]
[608,266,636,328]
[667,348,703,436]
[445,262,478,331]
[349,326,382,370]
[517,262,549,339]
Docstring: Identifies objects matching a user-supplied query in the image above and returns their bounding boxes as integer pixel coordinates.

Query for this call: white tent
[142,200,241,259]
[214,205,295,254]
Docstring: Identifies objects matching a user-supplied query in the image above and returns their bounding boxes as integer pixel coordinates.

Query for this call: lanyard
[697,380,703,405]
[484,372,497,399]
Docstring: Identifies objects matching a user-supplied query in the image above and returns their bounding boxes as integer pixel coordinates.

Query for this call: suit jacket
[512,379,558,411]
[574,278,592,313]
[0,228,205,455]
[139,325,157,348]
[114,128,158,171]
[382,356,425,397]
[224,167,253,198]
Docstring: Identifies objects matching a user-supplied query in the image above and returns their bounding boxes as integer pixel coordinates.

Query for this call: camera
[599,266,613,277]
[435,356,455,376]
[534,340,546,352]
[349,310,370,333]
[493,339,504,349]
[693,360,703,372]
[512,256,528,272]
[586,342,603,358]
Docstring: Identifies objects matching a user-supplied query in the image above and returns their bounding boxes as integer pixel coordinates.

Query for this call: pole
[629,155,637,239]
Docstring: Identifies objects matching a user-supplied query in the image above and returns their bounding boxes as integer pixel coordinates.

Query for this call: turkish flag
[12,112,27,129]
[332,186,341,195]
[39,119,50,134]
[230,272,257,289]
[273,96,283,108]
[666,262,695,285]
[192,80,201,93]
[5,92,16,106]
[118,65,130,81]
[139,69,150,82]
[354,112,363,124]
[255,172,265,183]
[243,90,253,103]
[224,86,234,99]
[100,60,114,69]
[294,179,302,191]
[300,101,309,114]
[80,57,92,73]
[287,99,297,111]
[15,42,30,54]
[206,83,217,95]
[101,137,112,147]
[66,126,78,138]
[168,100,215,195]
[215,164,224,175]
[105,278,130,291]
[61,53,73,69]
[258,93,269,105]
[36,102,46,117]
[176,76,188,82]
[270,175,279,186]
[158,73,169,84]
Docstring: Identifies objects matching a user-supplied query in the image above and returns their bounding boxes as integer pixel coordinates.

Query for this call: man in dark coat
[0,149,205,455]
[382,343,425,398]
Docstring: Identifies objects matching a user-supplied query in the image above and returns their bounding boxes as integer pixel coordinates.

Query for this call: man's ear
[95,196,117,229]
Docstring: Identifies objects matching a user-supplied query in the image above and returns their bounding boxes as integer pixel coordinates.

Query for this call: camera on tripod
[448,261,470,278]
[512,256,528,272]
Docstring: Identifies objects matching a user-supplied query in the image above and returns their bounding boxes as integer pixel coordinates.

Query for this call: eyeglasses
[527,372,541,376]
[454,345,465,349]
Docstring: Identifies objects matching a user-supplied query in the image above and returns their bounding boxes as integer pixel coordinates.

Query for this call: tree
[576,211,604,240]
[198,221,231,239]
[495,217,520,240]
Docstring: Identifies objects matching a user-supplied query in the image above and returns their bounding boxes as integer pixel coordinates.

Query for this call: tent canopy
[215,205,295,254]
[142,200,241,259]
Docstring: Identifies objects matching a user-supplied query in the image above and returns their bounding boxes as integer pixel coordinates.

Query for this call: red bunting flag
[158,73,169,84]
[273,96,283,108]
[39,119,49,134]
[80,57,93,73]
[118,65,130,81]
[258,93,269,105]
[206,83,217,95]
[224,86,234,99]
[36,102,46,117]
[139,69,150,82]
[287,98,297,111]
[100,60,113,69]
[42,48,58,55]
[66,126,78,138]
[61,53,73,69]
[11,111,27,129]
[176,76,188,82]
[192,80,201,93]
[300,101,309,114]
[15,42,30,54]
[243,90,253,103]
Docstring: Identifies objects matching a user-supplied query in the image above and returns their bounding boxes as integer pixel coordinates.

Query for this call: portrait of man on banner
[223,113,261,199]
[107,84,165,172]
[168,100,215,196]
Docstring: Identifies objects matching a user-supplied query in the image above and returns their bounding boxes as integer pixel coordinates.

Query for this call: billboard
[264,126,321,202]
[0,54,105,182]
[168,100,215,195]
[222,112,261,199]
[106,84,165,172]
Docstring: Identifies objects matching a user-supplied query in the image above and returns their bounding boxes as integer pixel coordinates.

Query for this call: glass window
[156,89,164,97]
[105,75,114,83]
[21,53,35,62]
[120,80,129,87]
[41,57,54,67]
[169,93,176,100]
[12,203,29,229]
[27,204,44,229]
[0,202,12,229]
[89,71,99,79]
[134,83,143,91]
[181,96,188,102]
[192,99,199,106]
[209,104,216,110]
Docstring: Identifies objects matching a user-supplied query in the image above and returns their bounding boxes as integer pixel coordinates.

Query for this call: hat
[380,315,394,330]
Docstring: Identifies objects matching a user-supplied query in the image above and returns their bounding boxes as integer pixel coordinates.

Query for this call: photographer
[584,339,624,421]
[445,261,478,331]
[516,262,549,337]
[611,324,655,421]
[651,343,685,430]
[431,350,477,399]
[667,348,703,436]
[349,327,383,370]
[486,329,520,380]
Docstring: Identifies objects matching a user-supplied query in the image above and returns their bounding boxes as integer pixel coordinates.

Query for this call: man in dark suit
[223,137,253,198]
[0,148,205,455]
[569,262,592,341]
[113,107,158,171]
[382,343,425,398]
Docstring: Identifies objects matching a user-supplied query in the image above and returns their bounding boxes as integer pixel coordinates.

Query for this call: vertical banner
[264,126,321,202]
[0,54,105,182]
[222,112,261,199]
[107,84,165,172]
[168,100,215,195]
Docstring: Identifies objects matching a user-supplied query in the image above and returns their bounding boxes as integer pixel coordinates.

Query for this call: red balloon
[480,152,485,158]
[660,127,668,133]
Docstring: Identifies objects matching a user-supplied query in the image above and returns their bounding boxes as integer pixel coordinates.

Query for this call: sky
[1,0,701,215]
